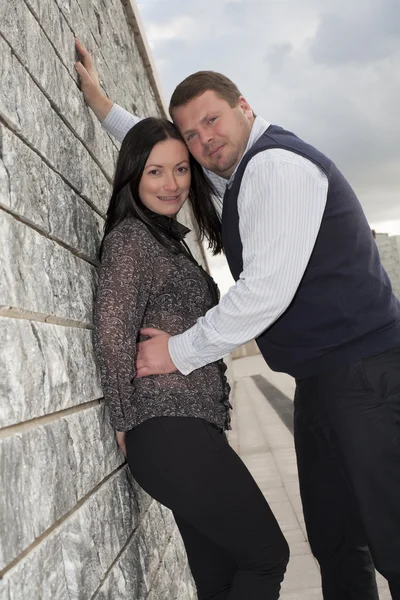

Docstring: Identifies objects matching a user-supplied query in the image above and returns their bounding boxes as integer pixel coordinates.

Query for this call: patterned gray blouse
[94,215,231,432]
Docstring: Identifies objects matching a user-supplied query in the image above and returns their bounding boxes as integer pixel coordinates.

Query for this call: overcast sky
[137,0,400,292]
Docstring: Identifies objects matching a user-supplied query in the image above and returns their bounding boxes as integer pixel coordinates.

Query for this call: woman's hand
[115,430,127,457]
[74,38,113,121]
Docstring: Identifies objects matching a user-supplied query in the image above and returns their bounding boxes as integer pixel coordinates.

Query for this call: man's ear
[238,96,254,120]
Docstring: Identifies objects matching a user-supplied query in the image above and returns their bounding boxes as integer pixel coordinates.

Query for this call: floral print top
[94,215,231,432]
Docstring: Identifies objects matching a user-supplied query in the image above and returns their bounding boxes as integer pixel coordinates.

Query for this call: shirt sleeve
[94,223,153,430]
[169,153,328,374]
[101,104,142,143]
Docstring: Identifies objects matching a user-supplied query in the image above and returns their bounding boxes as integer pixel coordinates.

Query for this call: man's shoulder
[244,147,328,185]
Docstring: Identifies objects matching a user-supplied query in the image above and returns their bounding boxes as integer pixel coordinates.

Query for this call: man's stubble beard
[215,117,252,179]
[212,150,241,179]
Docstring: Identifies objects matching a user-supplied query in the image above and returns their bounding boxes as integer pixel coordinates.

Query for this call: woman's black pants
[125,416,289,600]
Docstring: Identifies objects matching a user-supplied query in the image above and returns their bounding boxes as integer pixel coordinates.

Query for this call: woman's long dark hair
[102,117,223,255]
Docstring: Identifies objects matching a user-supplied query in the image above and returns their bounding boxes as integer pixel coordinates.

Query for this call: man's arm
[75,39,226,192]
[168,153,329,374]
[75,39,140,142]
[102,105,141,144]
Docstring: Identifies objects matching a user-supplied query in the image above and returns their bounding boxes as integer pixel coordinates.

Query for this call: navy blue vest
[222,125,400,378]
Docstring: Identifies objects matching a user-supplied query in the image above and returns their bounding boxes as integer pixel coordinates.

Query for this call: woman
[93,117,289,599]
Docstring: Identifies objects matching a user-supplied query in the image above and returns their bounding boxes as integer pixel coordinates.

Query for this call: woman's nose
[163,174,179,191]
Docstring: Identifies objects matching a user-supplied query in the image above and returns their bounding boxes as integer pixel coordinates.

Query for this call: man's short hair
[169,71,242,116]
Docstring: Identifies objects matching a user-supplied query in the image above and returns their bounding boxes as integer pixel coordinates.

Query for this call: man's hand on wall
[74,39,113,122]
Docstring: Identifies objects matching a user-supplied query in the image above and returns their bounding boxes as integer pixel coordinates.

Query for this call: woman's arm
[94,222,153,431]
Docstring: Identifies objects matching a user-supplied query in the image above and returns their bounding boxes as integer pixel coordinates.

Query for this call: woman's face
[139,138,191,216]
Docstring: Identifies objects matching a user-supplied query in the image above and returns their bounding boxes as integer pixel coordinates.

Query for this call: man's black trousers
[294,345,400,599]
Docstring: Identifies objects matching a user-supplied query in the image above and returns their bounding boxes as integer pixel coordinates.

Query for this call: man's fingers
[74,38,86,54]
[136,341,145,358]
[140,328,168,338]
[74,38,98,85]
[74,38,93,67]
[74,61,90,81]
[135,355,146,370]
[136,366,153,378]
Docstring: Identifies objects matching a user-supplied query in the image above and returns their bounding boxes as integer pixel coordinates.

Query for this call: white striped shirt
[102,105,328,375]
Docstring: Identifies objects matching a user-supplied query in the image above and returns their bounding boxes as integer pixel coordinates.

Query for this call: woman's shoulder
[105,217,155,249]
[101,218,160,268]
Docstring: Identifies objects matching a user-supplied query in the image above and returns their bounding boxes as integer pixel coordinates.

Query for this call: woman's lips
[157,195,181,202]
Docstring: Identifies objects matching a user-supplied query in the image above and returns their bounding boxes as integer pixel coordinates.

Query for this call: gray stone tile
[284,481,301,499]
[264,431,295,450]
[0,0,116,177]
[241,452,282,489]
[0,125,104,263]
[378,588,392,600]
[290,500,305,523]
[281,588,323,600]
[0,581,9,600]
[263,485,289,504]
[0,404,123,568]
[232,368,325,598]
[284,529,307,543]
[0,36,111,211]
[0,212,96,324]
[282,554,321,592]
[3,531,70,600]
[95,501,188,600]
[268,501,301,533]
[299,519,308,538]
[376,571,391,598]
[0,317,102,427]
[288,541,313,556]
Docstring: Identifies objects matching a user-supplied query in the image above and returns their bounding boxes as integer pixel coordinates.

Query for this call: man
[76,40,400,599]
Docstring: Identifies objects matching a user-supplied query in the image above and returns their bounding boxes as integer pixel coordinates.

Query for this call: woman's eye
[148,170,159,175]
[177,167,188,173]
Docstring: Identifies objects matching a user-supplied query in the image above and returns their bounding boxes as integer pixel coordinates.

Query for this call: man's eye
[187,133,195,141]
[209,117,217,124]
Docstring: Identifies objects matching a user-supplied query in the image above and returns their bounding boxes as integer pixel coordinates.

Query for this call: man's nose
[199,128,213,146]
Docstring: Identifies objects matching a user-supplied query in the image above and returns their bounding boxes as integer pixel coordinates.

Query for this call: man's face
[172,91,254,179]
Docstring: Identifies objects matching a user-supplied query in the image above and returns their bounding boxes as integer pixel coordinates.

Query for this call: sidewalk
[228,355,391,600]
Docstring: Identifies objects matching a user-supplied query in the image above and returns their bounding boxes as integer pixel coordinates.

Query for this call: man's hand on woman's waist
[136,328,177,376]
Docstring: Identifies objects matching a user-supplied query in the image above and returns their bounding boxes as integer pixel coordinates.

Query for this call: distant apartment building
[375,232,400,299]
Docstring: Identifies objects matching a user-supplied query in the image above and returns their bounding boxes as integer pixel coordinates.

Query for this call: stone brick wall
[375,233,400,299]
[0,1,199,598]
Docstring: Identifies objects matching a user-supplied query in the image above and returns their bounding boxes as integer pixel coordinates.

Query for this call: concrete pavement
[228,355,391,600]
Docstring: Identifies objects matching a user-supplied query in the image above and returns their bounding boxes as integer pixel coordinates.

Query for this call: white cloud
[146,16,197,44]
[137,0,400,228]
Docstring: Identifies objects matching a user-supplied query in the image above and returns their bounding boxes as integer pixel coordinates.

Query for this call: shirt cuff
[168,330,200,375]
[101,104,136,142]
